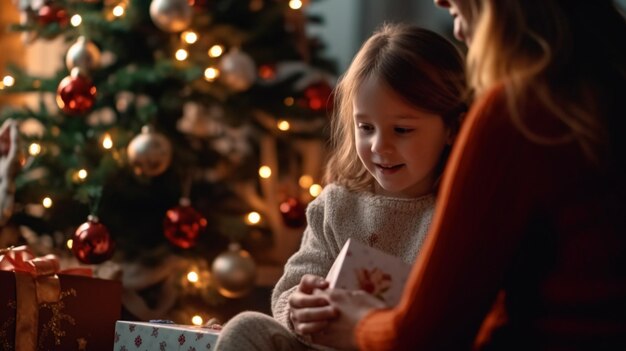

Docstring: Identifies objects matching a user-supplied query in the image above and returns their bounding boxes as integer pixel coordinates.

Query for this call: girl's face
[353,76,451,198]
[434,0,473,44]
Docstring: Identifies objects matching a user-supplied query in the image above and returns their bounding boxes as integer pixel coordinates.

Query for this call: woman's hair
[324,23,467,191]
[467,0,626,164]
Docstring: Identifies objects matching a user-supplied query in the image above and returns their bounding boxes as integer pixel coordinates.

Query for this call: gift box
[325,238,412,306]
[0,246,122,351]
[113,321,220,350]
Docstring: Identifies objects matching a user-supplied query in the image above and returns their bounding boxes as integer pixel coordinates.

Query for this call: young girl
[317,1,626,350]
[214,23,467,351]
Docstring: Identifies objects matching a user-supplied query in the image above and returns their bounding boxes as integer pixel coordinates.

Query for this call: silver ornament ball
[127,126,172,177]
[66,36,101,73]
[219,49,257,92]
[212,243,256,298]
[149,0,193,33]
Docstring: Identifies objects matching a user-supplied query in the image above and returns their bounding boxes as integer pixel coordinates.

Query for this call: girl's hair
[467,0,626,164]
[325,23,467,191]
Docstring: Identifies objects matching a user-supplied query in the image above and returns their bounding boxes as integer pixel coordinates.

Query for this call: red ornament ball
[163,198,208,249]
[279,197,306,228]
[72,216,115,264]
[37,4,69,26]
[303,81,333,112]
[56,69,97,115]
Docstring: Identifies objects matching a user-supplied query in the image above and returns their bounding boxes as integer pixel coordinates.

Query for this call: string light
[204,67,220,81]
[70,14,82,27]
[309,184,322,197]
[28,143,42,156]
[77,169,88,180]
[284,97,294,106]
[3,75,15,87]
[277,120,290,131]
[102,133,113,149]
[299,175,313,189]
[187,271,199,283]
[191,315,203,326]
[289,0,303,10]
[112,5,125,17]
[42,197,53,208]
[175,49,189,61]
[208,45,224,58]
[258,166,272,178]
[67,239,73,249]
[246,211,261,225]
[182,31,198,44]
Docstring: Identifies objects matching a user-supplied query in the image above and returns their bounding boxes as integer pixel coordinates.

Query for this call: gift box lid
[114,320,220,350]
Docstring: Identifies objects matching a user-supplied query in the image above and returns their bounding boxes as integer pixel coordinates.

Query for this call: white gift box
[325,238,412,306]
[113,321,220,351]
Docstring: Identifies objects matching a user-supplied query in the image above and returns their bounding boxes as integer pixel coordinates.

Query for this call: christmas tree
[0,0,335,324]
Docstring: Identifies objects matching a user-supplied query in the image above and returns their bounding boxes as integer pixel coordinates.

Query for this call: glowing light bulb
[28,143,42,156]
[204,67,220,81]
[3,75,15,87]
[187,271,199,283]
[42,197,53,208]
[102,133,113,149]
[259,166,272,178]
[299,175,313,189]
[71,14,82,27]
[67,239,73,249]
[77,169,88,180]
[246,211,261,225]
[182,31,198,44]
[208,45,224,58]
[175,49,188,61]
[191,315,203,326]
[289,0,303,10]
[277,120,290,131]
[112,5,125,17]
[309,184,322,197]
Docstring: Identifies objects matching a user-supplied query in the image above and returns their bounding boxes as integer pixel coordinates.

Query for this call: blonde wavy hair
[324,23,467,191]
[467,0,626,163]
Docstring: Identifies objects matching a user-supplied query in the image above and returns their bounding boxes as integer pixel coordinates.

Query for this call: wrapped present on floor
[325,238,412,306]
[113,321,220,350]
[0,245,122,351]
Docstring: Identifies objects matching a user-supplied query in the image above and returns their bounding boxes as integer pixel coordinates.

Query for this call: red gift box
[0,246,122,351]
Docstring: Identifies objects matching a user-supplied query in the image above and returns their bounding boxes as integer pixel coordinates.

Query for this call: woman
[313,0,626,350]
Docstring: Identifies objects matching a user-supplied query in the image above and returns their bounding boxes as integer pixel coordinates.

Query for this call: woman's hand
[289,274,338,335]
[313,289,388,350]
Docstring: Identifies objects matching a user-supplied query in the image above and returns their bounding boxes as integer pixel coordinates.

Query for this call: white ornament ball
[219,49,257,92]
[212,243,256,298]
[66,36,101,73]
[149,0,193,33]
[127,126,173,177]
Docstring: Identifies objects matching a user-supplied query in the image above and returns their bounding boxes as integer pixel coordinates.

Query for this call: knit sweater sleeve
[354,86,537,350]
[271,187,338,330]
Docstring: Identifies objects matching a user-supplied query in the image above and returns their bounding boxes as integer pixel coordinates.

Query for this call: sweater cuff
[272,286,298,331]
[355,308,398,351]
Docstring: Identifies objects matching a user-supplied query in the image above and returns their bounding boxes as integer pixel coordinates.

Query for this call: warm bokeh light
[112,5,125,17]
[175,49,189,61]
[28,143,42,156]
[187,271,199,283]
[182,31,198,44]
[277,120,290,131]
[309,184,323,197]
[204,67,220,81]
[299,175,313,189]
[191,315,203,326]
[284,97,294,106]
[246,211,261,225]
[208,45,224,58]
[3,75,15,87]
[42,197,53,208]
[71,14,82,27]
[289,0,303,10]
[258,166,272,178]
[67,239,73,250]
[77,169,88,180]
[102,133,113,149]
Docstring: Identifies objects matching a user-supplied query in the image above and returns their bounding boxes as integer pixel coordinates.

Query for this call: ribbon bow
[0,246,91,351]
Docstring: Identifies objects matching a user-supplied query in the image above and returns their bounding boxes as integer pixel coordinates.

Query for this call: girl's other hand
[289,274,337,335]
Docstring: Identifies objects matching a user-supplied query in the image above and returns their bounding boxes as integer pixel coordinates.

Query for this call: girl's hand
[288,274,337,335]
[314,288,388,350]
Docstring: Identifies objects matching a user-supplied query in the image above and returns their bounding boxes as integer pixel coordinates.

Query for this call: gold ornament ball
[149,0,193,33]
[127,126,172,177]
[212,243,256,298]
[219,49,257,92]
[66,36,101,74]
